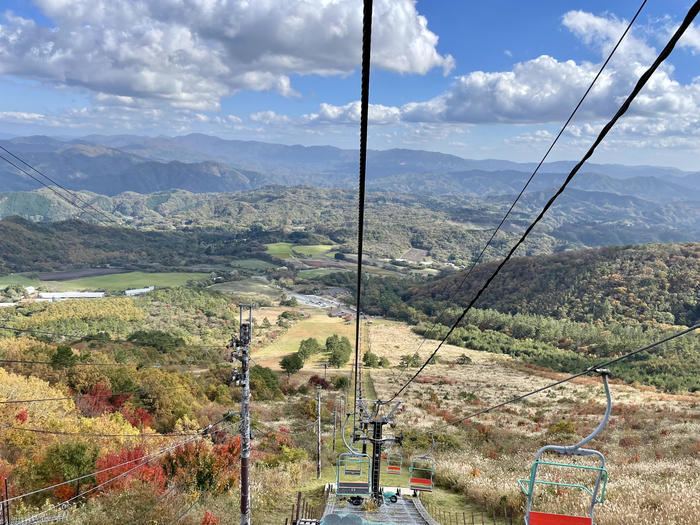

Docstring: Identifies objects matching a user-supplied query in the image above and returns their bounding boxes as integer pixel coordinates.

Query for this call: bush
[363,351,379,368]
[280,296,298,307]
[280,353,304,377]
[297,338,322,362]
[327,335,352,368]
[333,376,350,390]
[308,375,332,389]
[127,330,184,353]
[250,365,283,400]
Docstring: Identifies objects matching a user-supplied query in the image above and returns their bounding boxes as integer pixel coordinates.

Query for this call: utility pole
[332,401,337,453]
[230,304,253,525]
[317,386,322,479]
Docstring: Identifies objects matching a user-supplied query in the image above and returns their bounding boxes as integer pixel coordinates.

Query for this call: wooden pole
[295,492,302,523]
[4,478,9,525]
[333,405,337,452]
[317,386,322,479]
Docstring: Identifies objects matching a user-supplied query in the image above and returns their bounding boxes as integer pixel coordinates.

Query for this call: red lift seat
[529,512,592,525]
[387,466,401,472]
[409,478,433,491]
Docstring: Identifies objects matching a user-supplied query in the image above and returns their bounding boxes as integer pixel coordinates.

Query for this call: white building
[125,286,155,296]
[38,291,105,301]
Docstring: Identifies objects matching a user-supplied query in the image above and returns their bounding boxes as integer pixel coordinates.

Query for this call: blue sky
[0,0,699,169]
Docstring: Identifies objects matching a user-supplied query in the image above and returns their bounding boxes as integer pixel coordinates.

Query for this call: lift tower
[355,399,402,503]
[230,304,253,525]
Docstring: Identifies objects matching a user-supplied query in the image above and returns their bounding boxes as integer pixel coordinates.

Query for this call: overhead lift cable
[401,0,649,369]
[0,324,225,351]
[172,454,242,524]
[0,413,232,509]
[0,144,120,225]
[431,323,698,432]
[387,0,700,402]
[352,0,374,432]
[13,433,204,525]
[0,152,116,226]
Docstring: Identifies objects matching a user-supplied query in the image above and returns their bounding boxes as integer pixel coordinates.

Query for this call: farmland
[265,242,336,259]
[0,271,208,292]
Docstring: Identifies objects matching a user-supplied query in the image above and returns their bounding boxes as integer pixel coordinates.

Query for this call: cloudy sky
[0,0,698,168]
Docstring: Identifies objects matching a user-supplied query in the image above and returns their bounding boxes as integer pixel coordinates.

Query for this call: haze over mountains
[0,133,698,256]
[1,134,698,201]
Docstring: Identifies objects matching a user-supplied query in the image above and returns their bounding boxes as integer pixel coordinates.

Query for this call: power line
[0,423,201,439]
[172,454,242,524]
[0,324,226,352]
[0,144,120,225]
[1,414,232,508]
[431,323,698,432]
[0,152,113,226]
[13,433,204,525]
[386,1,700,402]
[399,0,648,375]
[0,384,193,405]
[0,359,128,367]
[353,0,374,433]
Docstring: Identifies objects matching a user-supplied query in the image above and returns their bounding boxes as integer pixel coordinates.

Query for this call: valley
[0,136,697,525]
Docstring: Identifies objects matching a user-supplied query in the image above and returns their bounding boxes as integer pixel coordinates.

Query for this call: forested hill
[0,216,269,273]
[408,243,699,326]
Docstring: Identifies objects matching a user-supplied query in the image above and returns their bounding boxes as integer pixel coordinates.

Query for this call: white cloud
[0,0,452,110]
[678,22,700,53]
[303,101,401,125]
[0,111,46,122]
[249,110,291,125]
[398,10,700,130]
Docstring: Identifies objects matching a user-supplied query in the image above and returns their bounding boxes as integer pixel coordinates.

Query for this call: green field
[297,268,348,279]
[43,272,208,291]
[0,274,40,287]
[230,258,275,270]
[265,242,336,259]
[210,278,282,298]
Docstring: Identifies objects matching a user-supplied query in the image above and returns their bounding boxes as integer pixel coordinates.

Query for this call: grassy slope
[366,321,700,524]
[254,309,355,372]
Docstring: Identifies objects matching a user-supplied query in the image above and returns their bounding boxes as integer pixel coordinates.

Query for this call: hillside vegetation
[409,242,699,326]
[3,185,700,268]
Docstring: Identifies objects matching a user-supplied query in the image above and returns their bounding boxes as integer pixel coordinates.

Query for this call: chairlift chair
[409,434,435,493]
[386,452,403,475]
[335,414,372,498]
[518,369,612,525]
[336,452,372,497]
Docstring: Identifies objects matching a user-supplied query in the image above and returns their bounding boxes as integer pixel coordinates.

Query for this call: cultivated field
[0,271,208,291]
[42,271,209,291]
[366,321,700,525]
[265,242,336,259]
[229,258,275,271]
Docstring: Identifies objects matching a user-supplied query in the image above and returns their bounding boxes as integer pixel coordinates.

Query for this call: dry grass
[253,308,356,376]
[367,321,700,524]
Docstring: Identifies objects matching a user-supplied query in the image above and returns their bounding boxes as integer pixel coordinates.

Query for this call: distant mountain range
[0,134,698,202]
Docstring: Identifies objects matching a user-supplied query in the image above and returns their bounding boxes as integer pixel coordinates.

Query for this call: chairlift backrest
[336,452,372,497]
[518,370,612,525]
[386,452,402,474]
